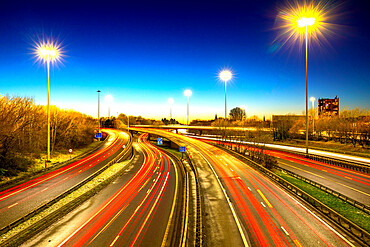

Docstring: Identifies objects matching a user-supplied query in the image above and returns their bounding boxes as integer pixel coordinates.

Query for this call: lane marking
[110,235,120,246]
[281,226,289,236]
[261,202,266,208]
[8,202,18,209]
[162,156,180,247]
[257,189,273,208]
[293,239,303,247]
[281,189,356,247]
[248,187,252,191]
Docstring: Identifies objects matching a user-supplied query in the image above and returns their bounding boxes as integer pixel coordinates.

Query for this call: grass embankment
[0,159,130,245]
[276,170,370,232]
[0,140,103,185]
[157,146,183,160]
[151,142,183,160]
[34,141,103,170]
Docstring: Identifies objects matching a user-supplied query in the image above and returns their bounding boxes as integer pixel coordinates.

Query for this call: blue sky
[0,0,369,121]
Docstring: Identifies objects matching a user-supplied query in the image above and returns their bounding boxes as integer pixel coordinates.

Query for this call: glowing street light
[310,96,316,133]
[33,37,63,162]
[168,98,174,120]
[274,1,334,155]
[219,69,233,119]
[105,94,113,118]
[184,90,192,125]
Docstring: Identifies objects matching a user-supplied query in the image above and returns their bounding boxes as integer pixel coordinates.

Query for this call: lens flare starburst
[33,36,64,67]
[273,0,339,52]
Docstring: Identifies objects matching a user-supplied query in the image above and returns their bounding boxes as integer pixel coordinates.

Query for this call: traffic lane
[179,137,354,246]
[21,142,145,247]
[195,138,369,184]
[53,134,176,247]
[215,149,355,246]
[199,140,370,206]
[136,129,246,246]
[271,150,370,184]
[148,130,247,245]
[0,129,129,228]
[92,152,174,247]
[277,158,370,205]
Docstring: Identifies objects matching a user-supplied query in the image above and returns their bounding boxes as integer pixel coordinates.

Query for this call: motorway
[137,128,358,246]
[201,139,370,206]
[22,133,180,247]
[269,149,370,206]
[189,135,370,165]
[0,129,129,229]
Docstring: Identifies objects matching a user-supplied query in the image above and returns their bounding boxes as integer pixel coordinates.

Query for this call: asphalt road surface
[138,129,359,247]
[22,133,179,247]
[0,129,129,229]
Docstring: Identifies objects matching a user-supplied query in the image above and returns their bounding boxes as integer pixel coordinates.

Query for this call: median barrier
[272,164,370,214]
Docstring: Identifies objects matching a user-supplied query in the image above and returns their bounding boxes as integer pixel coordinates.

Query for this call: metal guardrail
[303,152,370,174]
[206,137,370,174]
[156,148,187,247]
[216,144,370,246]
[263,144,370,174]
[0,132,134,246]
[141,129,203,247]
[273,164,370,214]
[185,151,203,247]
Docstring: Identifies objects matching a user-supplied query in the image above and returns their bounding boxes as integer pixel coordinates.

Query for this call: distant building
[318,96,339,117]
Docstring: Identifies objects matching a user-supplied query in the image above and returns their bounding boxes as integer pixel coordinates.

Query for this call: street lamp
[298,16,316,155]
[184,90,192,125]
[97,90,101,140]
[105,94,113,118]
[310,96,316,133]
[274,1,333,155]
[168,98,174,120]
[219,69,233,119]
[34,37,62,162]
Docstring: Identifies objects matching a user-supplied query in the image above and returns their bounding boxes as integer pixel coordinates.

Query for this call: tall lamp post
[168,98,174,120]
[219,69,233,119]
[298,17,316,155]
[310,96,316,134]
[35,38,61,162]
[274,1,334,155]
[184,90,192,125]
[97,90,101,140]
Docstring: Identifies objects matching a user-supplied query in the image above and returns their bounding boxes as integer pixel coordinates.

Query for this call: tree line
[273,108,370,147]
[0,95,97,176]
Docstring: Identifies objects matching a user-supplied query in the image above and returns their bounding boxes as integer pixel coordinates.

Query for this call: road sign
[180,146,186,153]
[96,132,102,139]
[158,137,163,145]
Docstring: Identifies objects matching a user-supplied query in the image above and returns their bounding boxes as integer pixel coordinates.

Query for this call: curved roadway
[140,128,358,246]
[192,137,370,206]
[22,133,180,247]
[0,129,129,229]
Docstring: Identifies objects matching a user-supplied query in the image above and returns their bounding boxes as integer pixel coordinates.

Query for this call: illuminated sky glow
[0,0,369,121]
